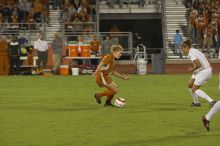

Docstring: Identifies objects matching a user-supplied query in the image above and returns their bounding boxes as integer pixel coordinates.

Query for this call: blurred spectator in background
[195,12,207,48]
[26,0,33,13]
[42,5,51,26]
[42,0,50,10]
[77,4,89,22]
[77,36,84,55]
[101,34,114,57]
[10,11,19,29]
[34,34,49,70]
[18,0,28,24]
[133,32,143,48]
[189,6,198,44]
[173,30,183,58]
[8,35,21,75]
[68,3,77,21]
[54,0,63,10]
[26,11,36,29]
[0,13,4,28]
[72,17,84,31]
[184,0,189,8]
[85,15,94,32]
[20,43,27,56]
[81,0,90,10]
[63,0,71,10]
[1,2,12,23]
[110,24,121,44]
[33,0,43,23]
[51,33,63,74]
[90,35,100,56]
[203,23,212,54]
[0,35,9,75]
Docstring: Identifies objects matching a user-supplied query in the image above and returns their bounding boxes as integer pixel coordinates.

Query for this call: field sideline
[0,74,220,146]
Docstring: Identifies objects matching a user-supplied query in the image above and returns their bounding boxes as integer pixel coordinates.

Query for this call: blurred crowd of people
[104,0,160,8]
[63,0,96,33]
[188,0,220,57]
[0,0,50,31]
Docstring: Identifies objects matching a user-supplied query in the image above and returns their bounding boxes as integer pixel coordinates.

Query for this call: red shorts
[95,72,112,87]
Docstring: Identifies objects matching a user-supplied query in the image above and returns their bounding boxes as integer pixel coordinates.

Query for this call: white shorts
[191,68,212,86]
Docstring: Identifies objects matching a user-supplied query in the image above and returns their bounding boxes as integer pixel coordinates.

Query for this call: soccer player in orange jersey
[92,44,129,107]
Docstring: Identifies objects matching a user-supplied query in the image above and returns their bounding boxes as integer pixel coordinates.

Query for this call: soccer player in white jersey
[181,40,216,107]
[202,100,220,131]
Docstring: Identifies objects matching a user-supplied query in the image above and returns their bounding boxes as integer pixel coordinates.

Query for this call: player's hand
[91,72,96,77]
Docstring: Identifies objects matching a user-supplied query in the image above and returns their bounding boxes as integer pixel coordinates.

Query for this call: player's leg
[104,82,118,106]
[205,100,220,121]
[202,100,220,131]
[188,78,200,106]
[94,74,118,105]
[192,70,216,106]
[95,84,117,100]
[192,84,216,106]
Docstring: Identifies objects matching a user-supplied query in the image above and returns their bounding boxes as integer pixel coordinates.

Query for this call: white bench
[20,56,38,67]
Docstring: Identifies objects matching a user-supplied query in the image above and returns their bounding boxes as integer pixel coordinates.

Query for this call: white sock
[194,89,214,103]
[188,88,199,103]
[206,100,220,121]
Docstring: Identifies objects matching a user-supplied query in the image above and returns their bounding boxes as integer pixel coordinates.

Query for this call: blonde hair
[111,44,123,52]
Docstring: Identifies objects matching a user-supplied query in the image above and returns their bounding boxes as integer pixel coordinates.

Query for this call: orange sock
[98,89,116,98]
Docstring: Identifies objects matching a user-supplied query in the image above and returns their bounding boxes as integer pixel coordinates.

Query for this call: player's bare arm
[112,70,129,80]
[206,56,213,69]
[188,59,201,73]
[92,61,104,77]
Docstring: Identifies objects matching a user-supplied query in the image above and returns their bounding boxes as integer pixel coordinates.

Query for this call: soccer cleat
[104,101,115,107]
[190,102,201,107]
[210,101,216,107]
[94,93,101,104]
[202,116,210,131]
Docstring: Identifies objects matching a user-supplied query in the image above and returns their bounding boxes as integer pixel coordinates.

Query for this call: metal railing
[0,22,47,44]
[62,22,97,34]
[161,0,166,54]
[100,0,161,10]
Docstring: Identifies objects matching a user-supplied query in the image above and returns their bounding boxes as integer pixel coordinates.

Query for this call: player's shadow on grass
[1,105,101,112]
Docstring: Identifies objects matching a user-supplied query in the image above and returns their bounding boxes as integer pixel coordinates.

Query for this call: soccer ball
[114,97,126,108]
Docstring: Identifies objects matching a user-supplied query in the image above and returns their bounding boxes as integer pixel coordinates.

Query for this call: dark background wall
[100,19,163,48]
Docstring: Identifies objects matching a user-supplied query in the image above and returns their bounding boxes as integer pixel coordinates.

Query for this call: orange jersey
[196,16,206,32]
[100,54,115,75]
[0,40,9,55]
[90,40,100,51]
[189,10,198,26]
[95,54,115,87]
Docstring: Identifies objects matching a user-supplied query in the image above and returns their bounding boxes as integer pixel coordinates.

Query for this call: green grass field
[0,74,220,146]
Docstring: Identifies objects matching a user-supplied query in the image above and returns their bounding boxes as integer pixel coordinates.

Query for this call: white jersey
[188,48,211,72]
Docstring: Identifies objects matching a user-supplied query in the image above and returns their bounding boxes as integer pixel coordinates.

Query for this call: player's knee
[192,88,197,93]
[114,89,119,93]
[188,84,193,89]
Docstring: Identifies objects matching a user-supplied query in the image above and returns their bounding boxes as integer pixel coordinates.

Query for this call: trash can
[137,58,147,75]
[151,54,165,74]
